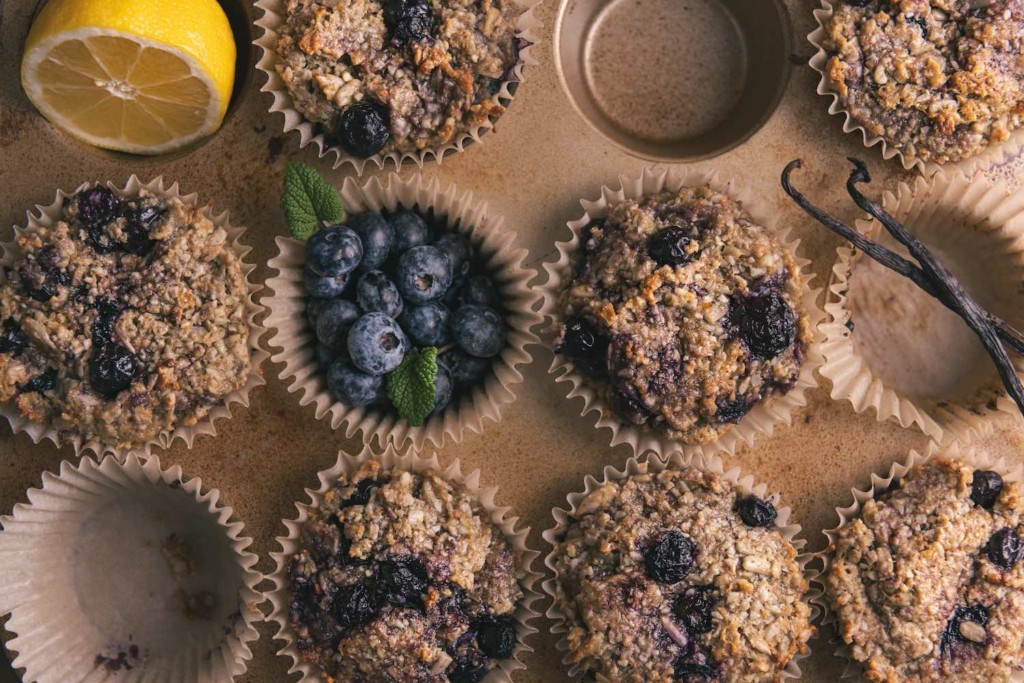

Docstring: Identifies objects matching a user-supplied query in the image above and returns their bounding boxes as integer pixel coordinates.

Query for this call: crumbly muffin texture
[275,0,521,155]
[287,461,524,682]
[0,187,251,448]
[821,0,1024,164]
[828,458,1024,682]
[549,468,814,683]
[556,186,810,445]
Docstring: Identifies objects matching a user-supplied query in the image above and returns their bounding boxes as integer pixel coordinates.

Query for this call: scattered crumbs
[845,318,855,332]
[804,414,813,425]
[94,645,142,672]
[173,589,219,621]
[162,533,197,579]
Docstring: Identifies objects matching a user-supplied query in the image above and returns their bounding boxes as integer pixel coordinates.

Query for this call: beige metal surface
[2,0,1024,681]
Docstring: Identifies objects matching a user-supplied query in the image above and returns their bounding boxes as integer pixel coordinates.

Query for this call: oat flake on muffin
[286,460,524,682]
[827,457,1024,682]
[274,0,522,158]
[549,467,814,683]
[555,185,810,445]
[821,0,1024,164]
[0,185,251,449]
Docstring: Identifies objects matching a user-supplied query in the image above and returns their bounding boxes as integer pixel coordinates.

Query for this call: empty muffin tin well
[554,0,791,161]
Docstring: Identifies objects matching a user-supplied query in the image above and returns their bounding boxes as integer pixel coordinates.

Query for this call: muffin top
[821,0,1024,164]
[274,0,522,158]
[287,460,523,682]
[555,185,810,445]
[0,186,251,448]
[549,467,814,683]
[827,457,1024,682]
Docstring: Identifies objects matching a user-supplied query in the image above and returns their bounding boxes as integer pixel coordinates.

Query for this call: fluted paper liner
[539,166,824,463]
[541,452,820,680]
[814,441,1024,680]
[0,453,264,683]
[253,0,542,174]
[819,170,1024,444]
[808,1,1024,175]
[265,445,543,682]
[264,172,540,452]
[0,176,269,458]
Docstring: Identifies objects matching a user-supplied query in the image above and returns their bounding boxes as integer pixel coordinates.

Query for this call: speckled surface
[2,0,1024,682]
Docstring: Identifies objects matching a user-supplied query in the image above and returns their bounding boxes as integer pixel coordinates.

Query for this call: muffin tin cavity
[554,0,790,161]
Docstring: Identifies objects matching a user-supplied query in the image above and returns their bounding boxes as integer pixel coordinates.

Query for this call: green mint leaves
[281,162,344,240]
[386,347,439,426]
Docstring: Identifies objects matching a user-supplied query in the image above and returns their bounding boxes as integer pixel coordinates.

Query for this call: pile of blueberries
[304,207,507,416]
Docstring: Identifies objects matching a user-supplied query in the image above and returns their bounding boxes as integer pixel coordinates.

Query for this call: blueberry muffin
[274,0,523,158]
[827,458,1024,682]
[549,467,814,683]
[0,185,252,448]
[555,185,810,445]
[286,460,525,681]
[820,0,1024,164]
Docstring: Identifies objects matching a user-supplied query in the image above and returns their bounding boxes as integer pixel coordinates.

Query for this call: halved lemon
[21,0,236,155]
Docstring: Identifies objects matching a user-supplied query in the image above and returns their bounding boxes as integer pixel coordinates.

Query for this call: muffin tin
[4,0,1024,681]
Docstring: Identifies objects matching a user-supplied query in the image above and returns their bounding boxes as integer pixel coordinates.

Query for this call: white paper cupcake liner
[253,0,542,174]
[265,444,543,682]
[538,166,824,463]
[808,1,1024,176]
[819,170,1024,444]
[264,172,540,453]
[0,453,265,683]
[541,451,820,681]
[0,176,269,458]
[814,441,1024,681]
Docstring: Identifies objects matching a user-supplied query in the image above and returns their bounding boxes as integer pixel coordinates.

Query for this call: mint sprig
[281,162,344,240]
[386,347,439,426]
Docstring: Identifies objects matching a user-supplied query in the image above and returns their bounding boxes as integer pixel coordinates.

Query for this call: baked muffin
[273,0,523,159]
[0,185,252,448]
[827,458,1024,682]
[286,460,525,682]
[554,185,810,445]
[549,467,814,683]
[820,0,1024,164]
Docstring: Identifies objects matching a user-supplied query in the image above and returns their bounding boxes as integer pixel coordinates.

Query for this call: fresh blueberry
[455,275,501,310]
[383,0,433,42]
[336,101,391,159]
[395,246,452,303]
[303,265,350,299]
[316,343,340,369]
[77,187,121,228]
[389,211,430,253]
[333,582,379,629]
[730,289,796,360]
[972,470,1004,509]
[435,233,474,278]
[0,319,28,356]
[348,213,395,271]
[440,349,490,387]
[398,302,451,346]
[306,297,331,328]
[306,225,364,277]
[452,305,506,358]
[644,530,696,584]
[375,557,429,607]
[737,496,777,528]
[316,299,361,349]
[356,270,404,318]
[433,364,453,414]
[327,361,385,406]
[347,313,409,375]
[475,615,518,659]
[89,343,139,398]
[987,527,1021,570]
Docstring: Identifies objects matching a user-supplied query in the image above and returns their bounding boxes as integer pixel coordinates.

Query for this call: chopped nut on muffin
[555,185,810,444]
[827,457,1024,682]
[549,467,814,683]
[0,185,251,448]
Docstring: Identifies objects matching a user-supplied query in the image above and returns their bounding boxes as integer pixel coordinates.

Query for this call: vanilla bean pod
[781,159,1024,357]
[842,160,1024,415]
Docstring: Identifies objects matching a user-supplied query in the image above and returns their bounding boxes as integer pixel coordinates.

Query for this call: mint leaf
[386,347,438,426]
[280,162,345,240]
